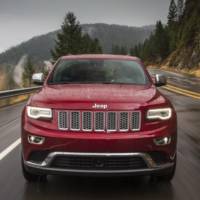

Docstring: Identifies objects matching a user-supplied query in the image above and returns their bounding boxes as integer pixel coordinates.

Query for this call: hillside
[134,0,200,70]
[0,23,154,66]
[165,0,200,69]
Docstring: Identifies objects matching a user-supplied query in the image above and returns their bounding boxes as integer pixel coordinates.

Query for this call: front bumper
[23,152,175,176]
[22,114,177,176]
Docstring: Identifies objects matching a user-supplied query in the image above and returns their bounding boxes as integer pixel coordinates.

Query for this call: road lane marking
[163,85,200,100]
[0,138,21,161]
[164,86,200,99]
[0,102,25,111]
[167,84,200,96]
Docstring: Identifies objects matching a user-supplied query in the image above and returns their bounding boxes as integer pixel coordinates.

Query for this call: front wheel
[21,156,47,182]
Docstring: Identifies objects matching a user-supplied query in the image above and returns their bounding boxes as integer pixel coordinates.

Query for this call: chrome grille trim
[131,111,141,131]
[94,112,105,132]
[25,152,160,169]
[58,111,68,130]
[82,111,93,132]
[119,112,129,132]
[70,111,80,131]
[58,111,141,132]
[107,112,117,131]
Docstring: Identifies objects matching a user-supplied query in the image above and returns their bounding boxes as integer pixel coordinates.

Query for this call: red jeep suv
[21,55,177,182]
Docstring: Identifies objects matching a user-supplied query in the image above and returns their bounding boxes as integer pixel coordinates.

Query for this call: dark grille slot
[82,112,92,131]
[107,112,117,131]
[58,111,68,130]
[149,152,169,165]
[28,151,50,163]
[51,156,147,170]
[131,112,140,131]
[71,112,80,130]
[95,112,105,131]
[119,112,129,131]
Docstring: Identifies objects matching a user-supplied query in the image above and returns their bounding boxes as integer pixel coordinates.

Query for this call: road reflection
[23,176,175,200]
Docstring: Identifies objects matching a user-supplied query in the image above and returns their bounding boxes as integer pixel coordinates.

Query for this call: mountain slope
[165,0,200,69]
[0,23,154,66]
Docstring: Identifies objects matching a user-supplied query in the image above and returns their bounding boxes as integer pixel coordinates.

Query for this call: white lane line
[0,138,21,161]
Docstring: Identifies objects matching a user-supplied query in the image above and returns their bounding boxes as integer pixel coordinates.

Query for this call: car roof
[61,54,141,61]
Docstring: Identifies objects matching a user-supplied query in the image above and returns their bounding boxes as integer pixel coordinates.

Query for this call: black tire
[21,156,47,182]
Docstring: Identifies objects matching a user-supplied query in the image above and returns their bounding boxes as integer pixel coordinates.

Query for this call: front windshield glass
[48,59,149,85]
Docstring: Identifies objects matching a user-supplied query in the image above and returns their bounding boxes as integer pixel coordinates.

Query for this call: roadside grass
[161,66,200,78]
[0,94,30,108]
[0,72,6,90]
[0,70,31,108]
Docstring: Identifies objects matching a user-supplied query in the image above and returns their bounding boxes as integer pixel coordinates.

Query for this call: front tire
[21,156,46,182]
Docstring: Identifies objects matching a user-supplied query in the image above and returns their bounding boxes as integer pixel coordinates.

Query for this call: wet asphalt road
[149,68,200,93]
[0,70,200,200]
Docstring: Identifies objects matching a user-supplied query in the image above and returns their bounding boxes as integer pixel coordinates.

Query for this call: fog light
[154,136,171,146]
[28,135,45,145]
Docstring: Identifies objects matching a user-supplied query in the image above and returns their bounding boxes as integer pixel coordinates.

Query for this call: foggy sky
[0,0,170,53]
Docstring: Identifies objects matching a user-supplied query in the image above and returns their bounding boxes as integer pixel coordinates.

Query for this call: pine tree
[92,38,102,53]
[154,21,170,60]
[23,57,34,87]
[82,35,102,54]
[112,45,121,54]
[168,0,178,25]
[167,0,200,68]
[177,0,184,20]
[120,46,128,55]
[167,0,179,52]
[51,12,102,60]
[51,12,82,60]
[132,21,170,63]
[129,47,135,56]
[134,0,200,68]
[178,0,200,47]
[131,44,142,58]
[141,39,153,61]
[111,45,128,55]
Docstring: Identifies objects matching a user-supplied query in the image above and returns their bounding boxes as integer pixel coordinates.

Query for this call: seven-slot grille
[58,111,141,132]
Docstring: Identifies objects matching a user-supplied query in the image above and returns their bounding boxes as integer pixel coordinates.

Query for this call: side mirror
[155,74,167,87]
[32,73,44,85]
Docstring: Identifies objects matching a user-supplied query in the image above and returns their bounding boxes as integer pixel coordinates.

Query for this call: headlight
[147,108,172,120]
[27,106,52,119]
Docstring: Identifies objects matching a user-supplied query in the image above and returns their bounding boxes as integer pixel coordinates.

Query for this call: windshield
[48,59,149,85]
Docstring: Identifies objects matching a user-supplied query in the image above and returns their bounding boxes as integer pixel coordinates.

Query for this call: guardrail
[0,86,42,100]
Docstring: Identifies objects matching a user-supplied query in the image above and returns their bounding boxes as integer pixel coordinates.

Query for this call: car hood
[30,84,168,109]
